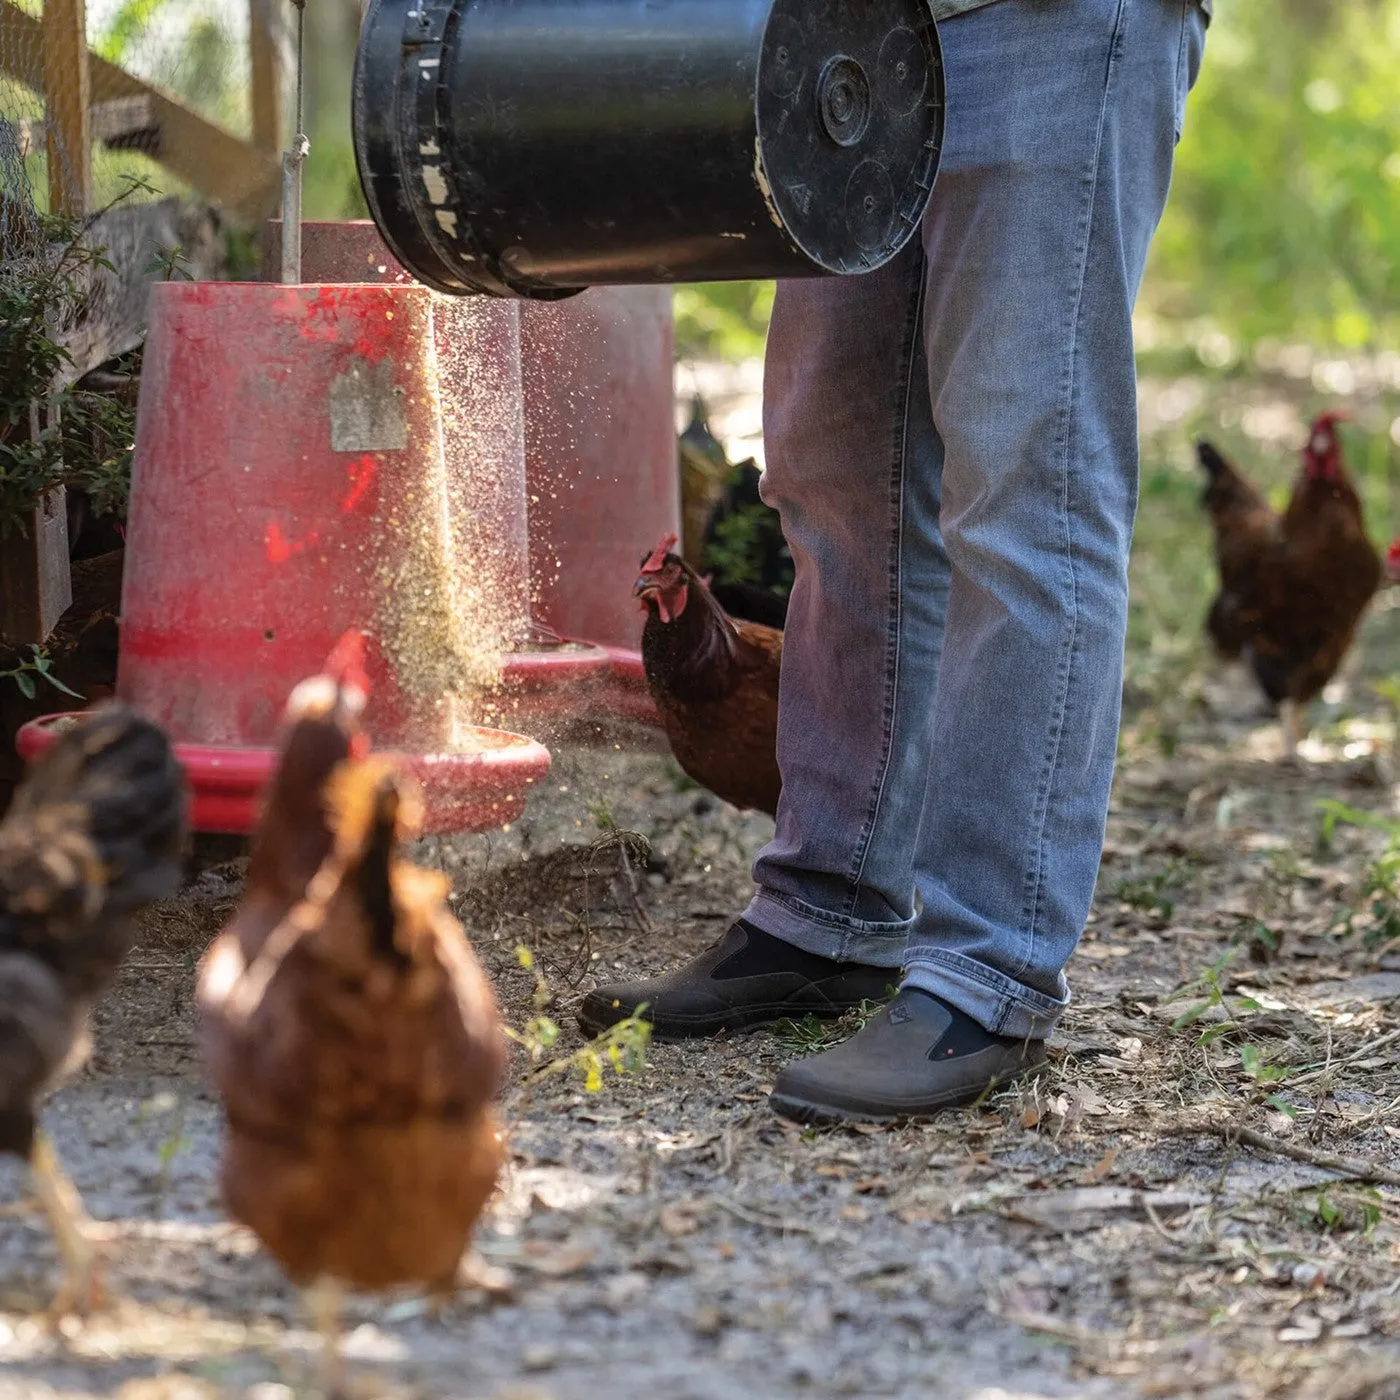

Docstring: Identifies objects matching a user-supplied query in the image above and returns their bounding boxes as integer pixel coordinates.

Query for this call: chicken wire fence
[0,0,287,261]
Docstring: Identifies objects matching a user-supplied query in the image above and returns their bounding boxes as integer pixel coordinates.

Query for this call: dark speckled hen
[0,704,185,1316]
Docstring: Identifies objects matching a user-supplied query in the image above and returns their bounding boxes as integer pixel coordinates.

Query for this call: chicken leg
[305,1275,346,1400]
[30,1131,104,1319]
[1282,701,1304,761]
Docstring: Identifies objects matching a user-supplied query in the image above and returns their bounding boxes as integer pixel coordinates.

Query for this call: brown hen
[1198,411,1383,756]
[635,533,782,816]
[196,634,507,1394]
[0,703,185,1315]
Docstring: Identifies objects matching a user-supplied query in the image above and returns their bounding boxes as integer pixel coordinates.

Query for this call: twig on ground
[705,1194,835,1242]
[1289,1029,1400,1087]
[1163,1118,1400,1188]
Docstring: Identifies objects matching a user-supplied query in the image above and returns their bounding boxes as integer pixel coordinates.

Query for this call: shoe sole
[769,1060,1045,1127]
[767,1090,976,1126]
[577,998,879,1043]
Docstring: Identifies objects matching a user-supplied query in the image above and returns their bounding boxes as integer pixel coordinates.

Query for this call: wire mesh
[0,0,286,242]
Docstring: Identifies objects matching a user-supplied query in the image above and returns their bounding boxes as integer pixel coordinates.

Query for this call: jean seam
[842,256,928,910]
[1172,0,1190,143]
[1014,0,1128,984]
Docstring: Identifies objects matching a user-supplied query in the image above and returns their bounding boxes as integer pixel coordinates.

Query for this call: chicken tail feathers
[1196,440,1232,481]
[351,777,403,966]
[325,759,418,966]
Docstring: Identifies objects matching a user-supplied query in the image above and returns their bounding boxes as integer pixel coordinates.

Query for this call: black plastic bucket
[353,0,944,299]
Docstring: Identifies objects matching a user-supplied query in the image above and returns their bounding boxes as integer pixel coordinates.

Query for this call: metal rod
[279,0,309,285]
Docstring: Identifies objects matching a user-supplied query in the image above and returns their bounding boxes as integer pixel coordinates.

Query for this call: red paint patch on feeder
[341,455,378,514]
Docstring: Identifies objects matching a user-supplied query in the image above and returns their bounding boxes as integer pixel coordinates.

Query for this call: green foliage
[1115,858,1194,922]
[95,0,171,64]
[772,998,890,1054]
[0,186,147,538]
[1305,1184,1382,1235]
[508,945,651,1094]
[1148,0,1400,352]
[1168,950,1261,1036]
[0,646,82,702]
[674,282,774,361]
[703,496,793,595]
[1317,799,1400,949]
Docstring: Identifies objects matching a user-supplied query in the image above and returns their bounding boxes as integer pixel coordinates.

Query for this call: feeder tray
[16,712,550,835]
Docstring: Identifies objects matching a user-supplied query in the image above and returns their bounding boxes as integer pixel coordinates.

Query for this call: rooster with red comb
[1197,410,1385,757]
[631,532,782,817]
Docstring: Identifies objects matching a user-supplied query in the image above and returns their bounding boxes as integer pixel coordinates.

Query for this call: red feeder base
[16,712,551,836]
[468,643,662,734]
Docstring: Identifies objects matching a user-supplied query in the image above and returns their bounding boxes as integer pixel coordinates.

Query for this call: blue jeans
[743,0,1207,1040]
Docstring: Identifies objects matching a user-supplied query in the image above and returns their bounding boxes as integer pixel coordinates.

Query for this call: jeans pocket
[1173,1,1208,144]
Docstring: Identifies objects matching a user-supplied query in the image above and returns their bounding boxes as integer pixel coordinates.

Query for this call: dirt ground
[5,608,1400,1400]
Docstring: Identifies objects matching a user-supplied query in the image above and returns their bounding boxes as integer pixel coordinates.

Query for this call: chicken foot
[304,1275,346,1400]
[30,1131,105,1319]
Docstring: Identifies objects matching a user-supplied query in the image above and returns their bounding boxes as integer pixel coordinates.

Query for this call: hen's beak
[633,576,661,602]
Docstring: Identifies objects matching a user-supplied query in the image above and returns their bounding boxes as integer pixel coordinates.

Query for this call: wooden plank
[249,0,282,156]
[63,197,228,378]
[41,0,92,215]
[0,0,280,219]
[16,95,158,156]
[0,464,72,648]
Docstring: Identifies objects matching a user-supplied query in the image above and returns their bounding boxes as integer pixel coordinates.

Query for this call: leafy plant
[0,180,148,539]
[1239,1043,1295,1118]
[703,497,794,595]
[1115,859,1193,922]
[772,998,890,1054]
[507,945,651,1093]
[1168,950,1261,1036]
[1306,1184,1382,1236]
[0,646,82,701]
[1317,799,1400,949]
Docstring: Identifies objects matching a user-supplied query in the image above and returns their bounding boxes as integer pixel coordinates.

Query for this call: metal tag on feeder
[353,0,945,299]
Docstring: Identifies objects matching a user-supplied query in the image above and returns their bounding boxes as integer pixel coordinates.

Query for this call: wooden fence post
[250,0,282,157]
[42,0,91,215]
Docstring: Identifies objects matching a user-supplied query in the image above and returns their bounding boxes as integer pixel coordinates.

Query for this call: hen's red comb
[1388,537,1400,566]
[323,629,370,695]
[640,532,679,574]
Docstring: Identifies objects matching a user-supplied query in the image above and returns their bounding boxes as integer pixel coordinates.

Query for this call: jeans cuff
[743,890,909,968]
[902,949,1067,1041]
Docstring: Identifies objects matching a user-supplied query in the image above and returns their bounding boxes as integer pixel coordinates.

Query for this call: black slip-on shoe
[577,920,896,1041]
[769,986,1046,1125]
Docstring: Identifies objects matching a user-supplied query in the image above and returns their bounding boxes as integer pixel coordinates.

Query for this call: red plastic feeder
[261,221,622,730]
[519,290,679,655]
[517,290,677,731]
[103,279,550,834]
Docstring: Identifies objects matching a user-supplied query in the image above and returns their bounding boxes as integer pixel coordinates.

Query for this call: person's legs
[771,0,1207,1119]
[581,0,1205,1058]
[578,235,931,1038]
